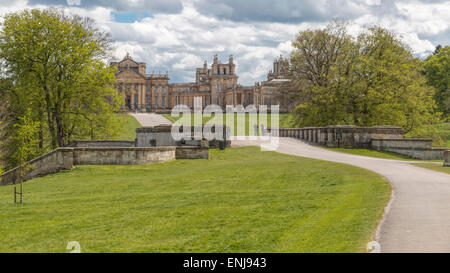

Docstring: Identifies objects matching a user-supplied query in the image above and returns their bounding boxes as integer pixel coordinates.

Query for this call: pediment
[115,69,145,79]
[118,59,139,68]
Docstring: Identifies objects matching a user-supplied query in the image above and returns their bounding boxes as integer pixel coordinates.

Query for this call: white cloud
[0,0,448,84]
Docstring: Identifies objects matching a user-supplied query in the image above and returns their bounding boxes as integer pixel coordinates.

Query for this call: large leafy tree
[288,22,438,133]
[0,9,122,167]
[424,45,450,119]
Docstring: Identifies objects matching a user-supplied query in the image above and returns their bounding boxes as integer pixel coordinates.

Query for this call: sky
[0,0,449,85]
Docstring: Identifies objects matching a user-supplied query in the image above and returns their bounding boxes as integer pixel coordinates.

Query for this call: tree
[13,109,41,203]
[424,45,450,119]
[0,8,122,157]
[287,21,358,126]
[288,23,438,134]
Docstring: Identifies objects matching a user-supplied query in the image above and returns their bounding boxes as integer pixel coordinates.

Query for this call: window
[162,96,165,107]
[155,95,159,107]
[216,97,220,105]
[155,86,159,94]
[146,85,151,93]
[146,96,151,106]
[223,68,226,74]
[162,86,166,93]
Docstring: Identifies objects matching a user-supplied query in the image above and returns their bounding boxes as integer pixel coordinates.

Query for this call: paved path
[130,113,173,127]
[233,138,450,253]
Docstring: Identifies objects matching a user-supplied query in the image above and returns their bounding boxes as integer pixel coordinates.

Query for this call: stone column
[130,90,135,105]
[142,84,145,109]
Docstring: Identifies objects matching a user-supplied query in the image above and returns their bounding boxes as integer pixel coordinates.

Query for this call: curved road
[130,113,172,127]
[233,138,450,253]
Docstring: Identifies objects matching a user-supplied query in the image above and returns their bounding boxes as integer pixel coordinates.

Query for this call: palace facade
[111,53,292,112]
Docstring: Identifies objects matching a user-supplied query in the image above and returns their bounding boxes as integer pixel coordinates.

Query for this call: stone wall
[0,147,177,186]
[67,140,136,148]
[371,138,432,149]
[0,148,74,186]
[444,151,450,167]
[270,125,404,148]
[136,125,231,148]
[371,138,446,160]
[73,147,176,165]
[272,125,446,160]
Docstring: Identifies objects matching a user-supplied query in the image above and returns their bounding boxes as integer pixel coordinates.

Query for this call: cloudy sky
[0,0,449,85]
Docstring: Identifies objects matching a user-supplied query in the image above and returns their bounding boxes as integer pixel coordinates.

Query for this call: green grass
[163,113,294,136]
[0,147,390,253]
[114,114,141,141]
[323,147,416,161]
[412,163,450,175]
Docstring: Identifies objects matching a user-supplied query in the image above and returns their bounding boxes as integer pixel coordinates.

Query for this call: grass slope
[0,147,390,253]
[114,114,141,141]
[412,163,450,175]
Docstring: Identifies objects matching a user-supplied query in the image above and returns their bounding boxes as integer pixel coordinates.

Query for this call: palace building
[111,53,293,112]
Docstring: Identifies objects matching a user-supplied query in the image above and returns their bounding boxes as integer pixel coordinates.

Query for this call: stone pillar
[142,84,145,110]
[136,85,141,109]
[327,129,333,146]
[444,150,450,167]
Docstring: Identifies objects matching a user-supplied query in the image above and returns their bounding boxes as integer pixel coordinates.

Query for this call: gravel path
[232,138,450,253]
[130,113,173,127]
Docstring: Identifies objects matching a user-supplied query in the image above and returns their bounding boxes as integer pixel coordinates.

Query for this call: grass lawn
[0,147,390,253]
[323,147,416,161]
[163,113,294,136]
[114,114,141,141]
[412,163,450,175]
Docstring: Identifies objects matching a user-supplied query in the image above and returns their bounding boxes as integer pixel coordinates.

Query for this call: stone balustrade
[268,125,447,160]
[267,125,404,148]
